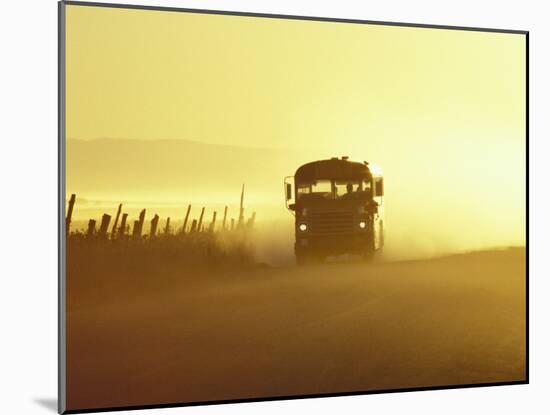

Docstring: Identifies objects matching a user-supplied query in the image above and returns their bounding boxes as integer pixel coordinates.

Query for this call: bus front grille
[310,211,354,234]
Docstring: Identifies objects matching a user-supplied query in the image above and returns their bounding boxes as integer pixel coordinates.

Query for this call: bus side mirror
[375,179,384,197]
[285,183,292,201]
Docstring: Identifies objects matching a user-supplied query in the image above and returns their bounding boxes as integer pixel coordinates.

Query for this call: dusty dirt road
[67,248,526,410]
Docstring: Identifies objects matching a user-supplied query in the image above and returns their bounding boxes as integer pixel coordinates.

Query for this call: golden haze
[65,5,526,259]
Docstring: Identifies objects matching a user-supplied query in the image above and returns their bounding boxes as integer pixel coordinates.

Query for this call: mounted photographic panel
[59,1,528,413]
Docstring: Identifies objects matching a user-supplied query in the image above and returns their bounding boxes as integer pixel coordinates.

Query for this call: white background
[0,0,545,414]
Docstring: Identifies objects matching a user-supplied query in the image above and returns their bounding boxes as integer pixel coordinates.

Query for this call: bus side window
[375,178,384,197]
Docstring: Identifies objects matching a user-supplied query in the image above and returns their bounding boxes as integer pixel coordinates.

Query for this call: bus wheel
[296,252,308,266]
[296,252,323,266]
[361,250,375,262]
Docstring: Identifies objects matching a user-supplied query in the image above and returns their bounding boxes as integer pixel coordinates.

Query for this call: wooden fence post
[110,203,122,239]
[139,209,146,236]
[132,209,146,239]
[98,214,111,238]
[197,207,205,232]
[222,205,228,230]
[237,184,245,228]
[150,214,159,238]
[182,204,191,234]
[66,194,76,237]
[164,217,170,234]
[118,213,128,239]
[132,221,140,238]
[230,218,235,231]
[86,219,96,239]
[209,211,217,232]
[190,219,197,233]
[247,212,256,229]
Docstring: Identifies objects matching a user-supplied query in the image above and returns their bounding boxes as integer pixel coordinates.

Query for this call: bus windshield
[297,179,372,200]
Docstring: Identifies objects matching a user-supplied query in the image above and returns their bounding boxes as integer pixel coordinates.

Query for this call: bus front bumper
[295,232,372,255]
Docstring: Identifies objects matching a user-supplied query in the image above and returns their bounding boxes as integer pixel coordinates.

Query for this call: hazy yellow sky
[66,5,524,146]
[65,4,526,256]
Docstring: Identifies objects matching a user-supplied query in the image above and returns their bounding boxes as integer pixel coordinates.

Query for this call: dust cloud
[66,247,526,410]
[67,138,525,264]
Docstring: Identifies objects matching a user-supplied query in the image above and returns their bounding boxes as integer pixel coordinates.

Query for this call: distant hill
[66,138,305,197]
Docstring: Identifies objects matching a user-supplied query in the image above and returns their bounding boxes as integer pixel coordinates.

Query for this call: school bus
[285,157,384,264]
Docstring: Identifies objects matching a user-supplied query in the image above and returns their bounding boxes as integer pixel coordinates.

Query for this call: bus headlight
[299,223,308,232]
[359,221,367,229]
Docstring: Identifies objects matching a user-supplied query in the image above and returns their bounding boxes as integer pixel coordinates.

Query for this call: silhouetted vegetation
[66,190,259,307]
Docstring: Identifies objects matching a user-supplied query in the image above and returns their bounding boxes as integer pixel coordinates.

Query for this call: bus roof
[295,158,381,182]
